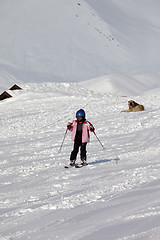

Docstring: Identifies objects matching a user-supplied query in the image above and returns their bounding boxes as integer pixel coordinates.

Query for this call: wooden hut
[0,91,12,101]
[9,84,22,90]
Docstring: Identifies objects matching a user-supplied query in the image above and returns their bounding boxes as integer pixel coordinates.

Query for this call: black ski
[75,163,88,168]
[64,163,88,168]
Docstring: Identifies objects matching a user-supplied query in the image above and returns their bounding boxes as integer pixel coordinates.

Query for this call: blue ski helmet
[76,109,85,118]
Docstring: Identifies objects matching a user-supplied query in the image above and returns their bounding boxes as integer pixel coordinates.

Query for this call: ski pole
[93,131,105,150]
[58,129,68,153]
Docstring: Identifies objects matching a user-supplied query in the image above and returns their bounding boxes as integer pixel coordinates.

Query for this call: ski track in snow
[0,82,160,240]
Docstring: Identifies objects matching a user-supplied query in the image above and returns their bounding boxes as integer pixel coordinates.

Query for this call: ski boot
[81,159,87,166]
[70,160,75,166]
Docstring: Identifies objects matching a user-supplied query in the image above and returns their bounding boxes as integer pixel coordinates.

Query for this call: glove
[90,127,95,132]
[67,122,72,130]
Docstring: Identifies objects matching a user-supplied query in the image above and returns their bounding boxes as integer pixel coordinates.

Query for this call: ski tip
[64,164,75,168]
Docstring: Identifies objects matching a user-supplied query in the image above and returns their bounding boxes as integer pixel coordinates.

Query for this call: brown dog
[121,100,144,112]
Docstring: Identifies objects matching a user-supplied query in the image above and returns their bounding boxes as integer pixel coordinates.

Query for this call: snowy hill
[1,82,160,239]
[1,1,160,239]
[80,74,160,96]
[86,0,160,74]
[0,0,160,89]
[0,0,125,84]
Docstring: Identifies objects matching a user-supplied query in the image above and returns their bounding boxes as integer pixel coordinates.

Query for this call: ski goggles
[76,117,83,120]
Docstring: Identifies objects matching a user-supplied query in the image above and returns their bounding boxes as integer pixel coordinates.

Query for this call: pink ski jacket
[68,120,94,143]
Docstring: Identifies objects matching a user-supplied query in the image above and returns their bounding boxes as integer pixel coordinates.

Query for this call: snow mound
[80,74,160,96]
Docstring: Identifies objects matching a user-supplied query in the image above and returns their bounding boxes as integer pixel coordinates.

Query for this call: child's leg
[70,141,81,162]
[80,143,87,161]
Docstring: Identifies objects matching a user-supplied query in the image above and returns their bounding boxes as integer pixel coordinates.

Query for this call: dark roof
[9,84,22,90]
[0,91,12,101]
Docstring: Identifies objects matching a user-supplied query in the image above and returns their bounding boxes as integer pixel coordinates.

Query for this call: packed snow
[1,82,160,240]
[0,0,160,240]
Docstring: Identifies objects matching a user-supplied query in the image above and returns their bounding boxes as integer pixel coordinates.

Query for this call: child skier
[67,109,95,166]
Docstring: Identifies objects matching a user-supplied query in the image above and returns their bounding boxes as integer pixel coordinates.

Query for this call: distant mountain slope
[86,0,160,74]
[0,0,160,94]
[0,0,125,83]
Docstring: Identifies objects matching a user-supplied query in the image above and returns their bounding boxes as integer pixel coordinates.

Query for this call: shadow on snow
[89,157,120,165]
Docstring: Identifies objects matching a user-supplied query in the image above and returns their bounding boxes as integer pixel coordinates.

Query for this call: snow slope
[0,0,160,86]
[86,0,160,74]
[80,74,160,96]
[0,82,160,240]
[1,1,160,239]
[0,0,125,84]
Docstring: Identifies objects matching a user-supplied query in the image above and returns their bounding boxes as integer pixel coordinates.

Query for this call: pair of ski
[64,163,88,169]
